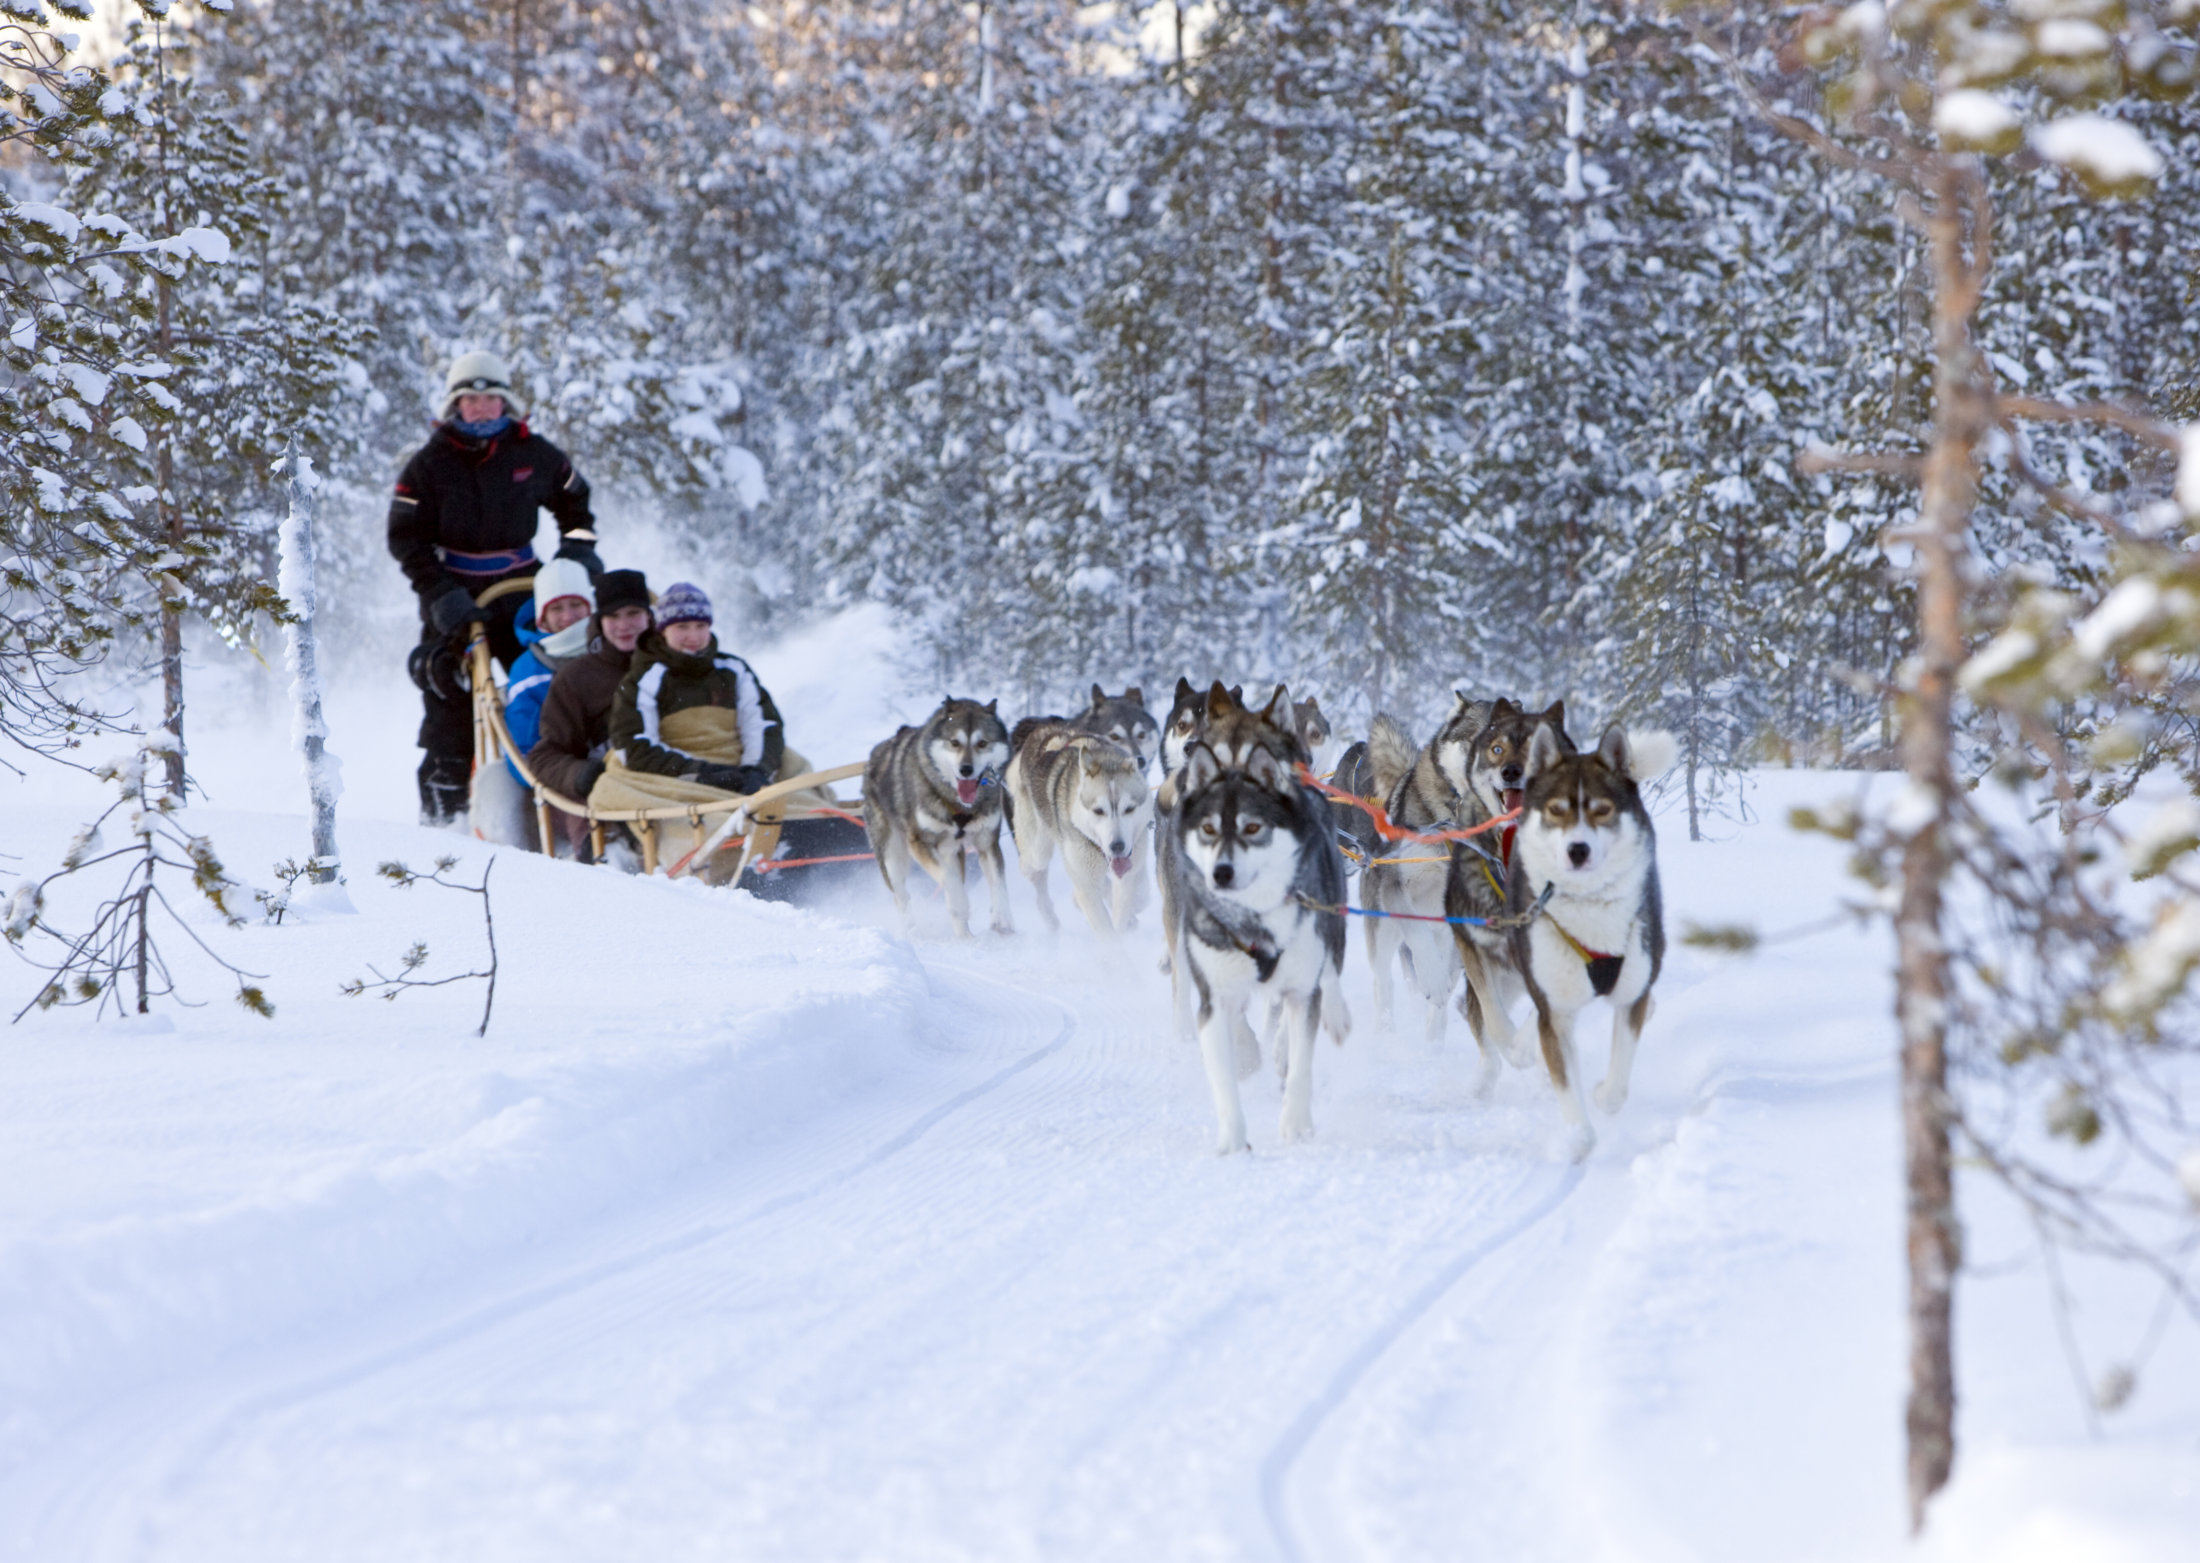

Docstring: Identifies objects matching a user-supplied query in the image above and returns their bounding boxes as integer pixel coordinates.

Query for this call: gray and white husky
[1006,719,1153,938]
[1169,740,1349,1153]
[864,697,1014,939]
[1439,698,1576,1091]
[1507,723,1674,1158]
[1071,685,1160,774]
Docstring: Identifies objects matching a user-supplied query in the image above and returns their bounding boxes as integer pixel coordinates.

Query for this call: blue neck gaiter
[453,415,513,440]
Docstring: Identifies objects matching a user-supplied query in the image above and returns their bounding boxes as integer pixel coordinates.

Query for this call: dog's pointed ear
[1490,696,1520,722]
[1543,699,1570,745]
[1175,675,1195,702]
[1261,683,1291,725]
[1597,725,1630,777]
[1090,682,1107,709]
[1206,681,1239,719]
[1126,686,1142,706]
[1184,741,1221,794]
[986,697,999,714]
[1526,723,1564,782]
[1247,743,1285,793]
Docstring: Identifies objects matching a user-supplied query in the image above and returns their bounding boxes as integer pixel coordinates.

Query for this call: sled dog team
[864,683,1676,1160]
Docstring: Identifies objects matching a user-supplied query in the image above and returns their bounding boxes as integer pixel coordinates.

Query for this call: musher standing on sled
[389,350,603,825]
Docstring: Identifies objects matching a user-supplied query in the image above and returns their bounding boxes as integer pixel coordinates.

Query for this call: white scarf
[539,618,591,663]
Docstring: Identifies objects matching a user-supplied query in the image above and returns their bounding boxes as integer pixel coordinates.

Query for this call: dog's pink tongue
[1502,788,1524,813]
[956,778,980,806]
[1110,854,1133,879]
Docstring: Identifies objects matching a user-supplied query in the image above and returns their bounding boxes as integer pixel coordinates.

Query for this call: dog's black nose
[1212,862,1235,889]
[1502,765,1523,787]
[1109,841,1127,859]
[1568,842,1590,868]
[959,763,973,778]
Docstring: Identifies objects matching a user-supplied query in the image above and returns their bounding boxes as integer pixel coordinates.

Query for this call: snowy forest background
[4,0,2199,774]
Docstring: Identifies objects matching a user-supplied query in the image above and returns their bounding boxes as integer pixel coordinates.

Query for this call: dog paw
[1278,1112,1315,1144]
[1562,1123,1596,1163]
[1473,1058,1501,1102]
[1593,1079,1628,1116]
[1215,1129,1251,1156]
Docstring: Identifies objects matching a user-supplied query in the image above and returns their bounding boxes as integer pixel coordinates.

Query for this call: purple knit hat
[657,581,713,627]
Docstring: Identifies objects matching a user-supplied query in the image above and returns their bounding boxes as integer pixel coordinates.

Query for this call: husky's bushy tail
[1367,713,1419,800]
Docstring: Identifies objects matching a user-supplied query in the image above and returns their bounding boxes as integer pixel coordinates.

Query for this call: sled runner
[462,579,871,895]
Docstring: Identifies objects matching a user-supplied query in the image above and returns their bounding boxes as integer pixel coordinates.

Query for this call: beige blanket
[587,744,838,870]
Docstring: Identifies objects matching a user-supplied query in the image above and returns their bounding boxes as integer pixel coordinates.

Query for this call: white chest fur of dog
[1508,724,1673,1159]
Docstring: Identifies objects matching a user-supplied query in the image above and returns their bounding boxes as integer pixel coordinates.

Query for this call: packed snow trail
[2,773,2193,1561]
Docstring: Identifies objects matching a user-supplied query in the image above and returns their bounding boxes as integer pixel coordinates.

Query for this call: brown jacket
[529,641,632,801]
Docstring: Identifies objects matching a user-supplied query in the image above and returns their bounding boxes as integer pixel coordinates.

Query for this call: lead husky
[1171,740,1348,1153]
[1006,719,1153,937]
[864,697,1014,939]
[1508,723,1674,1158]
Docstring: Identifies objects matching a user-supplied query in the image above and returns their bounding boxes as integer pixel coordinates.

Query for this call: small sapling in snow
[5,732,271,1021]
[343,857,499,1036]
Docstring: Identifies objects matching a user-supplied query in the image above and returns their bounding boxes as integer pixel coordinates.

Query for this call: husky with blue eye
[1507,723,1675,1159]
[1169,739,1348,1154]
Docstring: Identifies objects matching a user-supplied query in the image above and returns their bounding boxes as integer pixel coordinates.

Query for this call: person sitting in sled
[528,568,652,861]
[591,582,828,877]
[388,349,601,825]
[503,557,595,793]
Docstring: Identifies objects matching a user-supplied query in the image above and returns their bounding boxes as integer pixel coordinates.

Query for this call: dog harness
[1547,913,1625,997]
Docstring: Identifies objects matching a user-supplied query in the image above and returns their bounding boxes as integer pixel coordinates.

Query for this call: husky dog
[1507,724,1674,1158]
[1441,699,1576,1087]
[1360,704,1486,1051]
[1006,720,1153,937]
[1156,682,1304,988]
[1294,695,1339,777]
[1071,685,1159,774]
[864,697,1014,939]
[1327,739,1382,871]
[1170,741,1348,1152]
[1159,676,1241,779]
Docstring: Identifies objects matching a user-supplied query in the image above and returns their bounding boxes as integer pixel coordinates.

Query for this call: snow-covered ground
[1,617,2194,1561]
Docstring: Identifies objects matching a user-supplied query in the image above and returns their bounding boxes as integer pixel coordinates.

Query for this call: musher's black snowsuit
[388,418,598,823]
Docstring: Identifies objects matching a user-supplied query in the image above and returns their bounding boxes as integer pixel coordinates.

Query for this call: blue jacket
[504,600,560,786]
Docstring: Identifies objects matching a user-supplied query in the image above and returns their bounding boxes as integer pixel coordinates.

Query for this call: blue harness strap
[440,543,537,577]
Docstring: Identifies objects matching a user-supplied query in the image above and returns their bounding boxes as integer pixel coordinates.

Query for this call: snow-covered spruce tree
[0,0,293,770]
[1259,4,1486,720]
[808,0,1105,700]
[64,12,362,793]
[1712,0,2200,1526]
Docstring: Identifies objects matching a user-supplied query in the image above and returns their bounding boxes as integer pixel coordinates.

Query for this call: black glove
[694,761,770,795]
[428,583,487,638]
[573,757,607,798]
[554,537,605,578]
[406,640,468,702]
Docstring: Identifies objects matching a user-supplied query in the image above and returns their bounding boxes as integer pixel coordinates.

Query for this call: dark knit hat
[657,581,713,627]
[595,569,651,618]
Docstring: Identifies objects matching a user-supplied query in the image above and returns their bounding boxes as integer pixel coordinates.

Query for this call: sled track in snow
[5,965,1083,1563]
[1256,1159,1587,1563]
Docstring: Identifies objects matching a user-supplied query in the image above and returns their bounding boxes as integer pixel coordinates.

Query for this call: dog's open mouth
[955,778,980,806]
[1110,854,1133,878]
[1501,788,1524,813]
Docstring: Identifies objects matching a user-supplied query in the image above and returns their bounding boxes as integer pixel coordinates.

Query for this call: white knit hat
[444,349,525,417]
[532,557,595,615]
